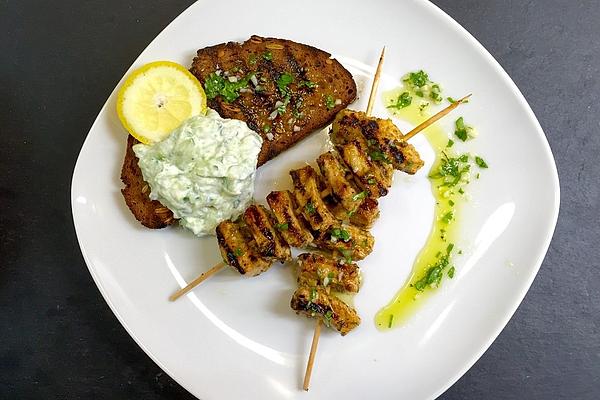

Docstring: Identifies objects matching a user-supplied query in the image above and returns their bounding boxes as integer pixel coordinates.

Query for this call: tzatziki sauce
[133,109,262,236]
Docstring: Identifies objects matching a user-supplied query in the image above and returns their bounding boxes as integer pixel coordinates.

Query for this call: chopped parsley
[405,70,429,88]
[454,117,476,141]
[367,178,376,185]
[262,51,273,61]
[441,210,454,223]
[352,191,367,202]
[204,72,255,103]
[446,139,455,148]
[304,202,316,214]
[369,150,390,163]
[309,287,317,301]
[325,94,335,110]
[270,73,294,115]
[323,310,333,327]
[387,91,412,110]
[339,248,353,264]
[263,124,271,133]
[331,228,351,242]
[233,248,244,257]
[448,96,468,104]
[300,80,317,89]
[448,266,456,278]
[402,70,443,104]
[429,152,471,188]
[413,243,455,291]
[276,73,294,93]
[276,222,288,231]
[475,156,489,168]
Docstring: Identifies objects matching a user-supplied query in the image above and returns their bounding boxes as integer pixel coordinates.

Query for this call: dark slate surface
[1,0,598,398]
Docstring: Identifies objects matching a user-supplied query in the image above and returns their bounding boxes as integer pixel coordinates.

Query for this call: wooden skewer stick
[169,262,225,301]
[303,319,322,391]
[402,94,472,141]
[302,46,386,391]
[365,47,386,116]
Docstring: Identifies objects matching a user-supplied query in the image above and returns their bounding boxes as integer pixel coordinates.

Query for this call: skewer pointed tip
[458,93,472,103]
[403,92,472,141]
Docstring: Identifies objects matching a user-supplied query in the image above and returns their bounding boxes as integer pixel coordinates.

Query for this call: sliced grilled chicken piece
[243,204,291,262]
[339,140,392,198]
[349,197,380,228]
[317,151,362,212]
[290,285,361,336]
[215,220,271,276]
[190,35,357,166]
[289,166,336,232]
[297,253,360,293]
[314,223,375,261]
[331,109,424,174]
[266,190,313,248]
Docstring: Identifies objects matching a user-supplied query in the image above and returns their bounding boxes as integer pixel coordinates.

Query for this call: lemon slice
[117,61,207,144]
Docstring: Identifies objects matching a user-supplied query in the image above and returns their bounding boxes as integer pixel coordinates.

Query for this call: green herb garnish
[277,73,294,93]
[448,266,456,278]
[300,80,317,89]
[387,91,412,110]
[352,191,367,202]
[447,139,455,148]
[369,150,390,163]
[204,72,255,103]
[454,117,476,142]
[402,70,443,103]
[331,228,351,242]
[429,152,471,188]
[233,248,244,257]
[323,310,333,327]
[263,124,271,133]
[413,243,454,291]
[305,202,316,214]
[325,94,335,110]
[262,51,273,61]
[404,70,429,88]
[475,156,488,168]
[339,248,353,264]
[276,222,288,231]
[441,211,454,223]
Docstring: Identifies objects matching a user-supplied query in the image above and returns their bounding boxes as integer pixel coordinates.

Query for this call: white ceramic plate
[71,1,559,399]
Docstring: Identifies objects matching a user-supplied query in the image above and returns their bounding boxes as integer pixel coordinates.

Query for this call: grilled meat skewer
[243,204,291,262]
[297,253,360,294]
[215,220,271,276]
[291,285,361,336]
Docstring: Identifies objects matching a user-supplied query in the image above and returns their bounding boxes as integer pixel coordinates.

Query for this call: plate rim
[71,1,561,398]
